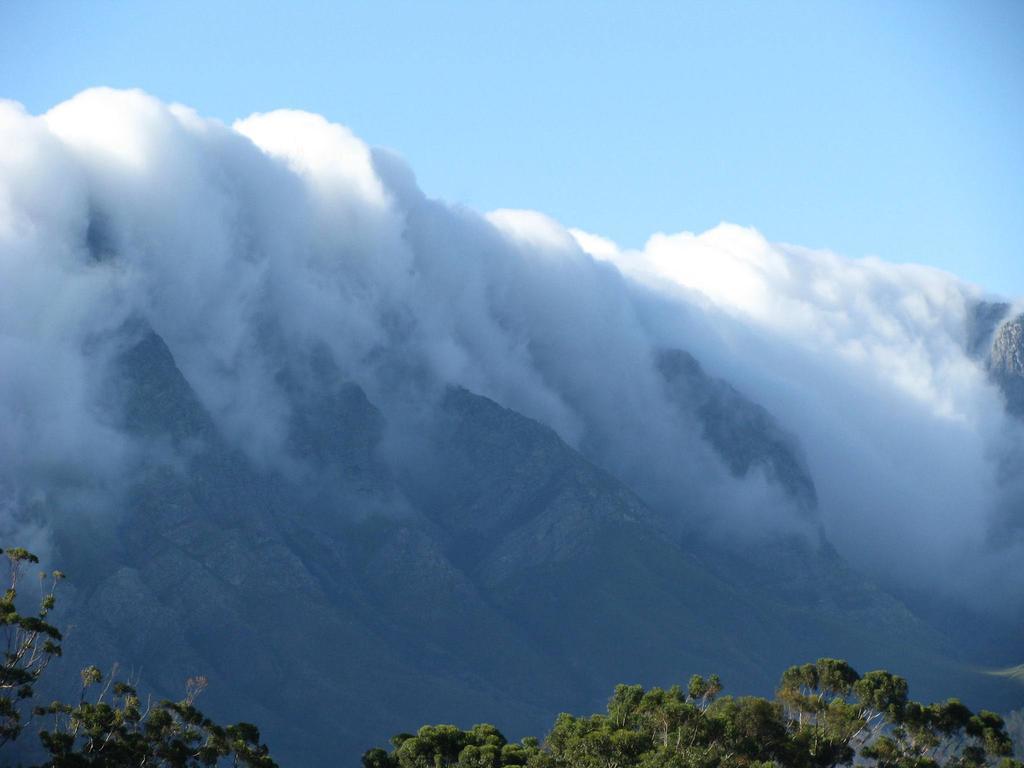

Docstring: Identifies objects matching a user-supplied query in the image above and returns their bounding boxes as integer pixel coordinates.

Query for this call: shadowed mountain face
[15,326,1023,766]
[45,327,579,764]
[967,300,1011,360]
[656,349,817,514]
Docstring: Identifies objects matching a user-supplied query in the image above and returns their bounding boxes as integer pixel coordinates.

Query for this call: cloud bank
[0,88,1021,615]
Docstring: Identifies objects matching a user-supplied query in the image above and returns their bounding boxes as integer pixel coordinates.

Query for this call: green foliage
[365,658,1022,768]
[363,721,544,768]
[0,546,64,747]
[32,669,276,767]
[0,547,278,767]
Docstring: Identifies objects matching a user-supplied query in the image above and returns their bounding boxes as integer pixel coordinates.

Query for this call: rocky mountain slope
[990,312,1024,419]
[13,325,1017,766]
[657,348,817,514]
[967,300,1024,419]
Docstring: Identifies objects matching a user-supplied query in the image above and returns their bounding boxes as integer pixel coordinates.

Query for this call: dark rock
[657,348,817,514]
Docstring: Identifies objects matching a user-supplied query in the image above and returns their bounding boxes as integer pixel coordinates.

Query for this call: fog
[1,88,1021,614]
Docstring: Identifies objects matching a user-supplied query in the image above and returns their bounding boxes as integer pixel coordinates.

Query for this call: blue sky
[3,0,1023,295]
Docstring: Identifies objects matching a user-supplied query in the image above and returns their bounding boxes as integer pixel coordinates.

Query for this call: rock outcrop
[990,313,1024,419]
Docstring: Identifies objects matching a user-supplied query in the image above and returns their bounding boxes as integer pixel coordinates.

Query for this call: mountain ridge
[13,324,1019,766]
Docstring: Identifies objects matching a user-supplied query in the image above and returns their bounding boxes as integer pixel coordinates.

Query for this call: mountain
[4,90,1023,766]
[45,327,574,763]
[14,326,1018,766]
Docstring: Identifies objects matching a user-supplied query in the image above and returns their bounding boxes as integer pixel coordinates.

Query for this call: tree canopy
[363,659,1022,768]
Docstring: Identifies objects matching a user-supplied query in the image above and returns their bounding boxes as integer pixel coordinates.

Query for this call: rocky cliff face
[990,313,1024,419]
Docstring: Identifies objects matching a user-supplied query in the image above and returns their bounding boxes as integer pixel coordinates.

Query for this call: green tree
[0,546,64,748]
[0,547,277,767]
[365,660,1022,768]
[778,658,863,766]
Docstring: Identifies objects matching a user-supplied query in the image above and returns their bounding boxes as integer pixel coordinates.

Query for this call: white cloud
[568,228,620,262]
[0,88,1021,614]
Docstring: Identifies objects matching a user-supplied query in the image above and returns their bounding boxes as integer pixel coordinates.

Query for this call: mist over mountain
[2,88,1023,763]
[4,87,1022,606]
